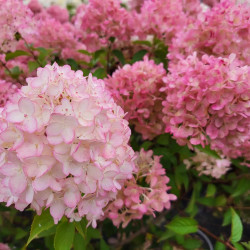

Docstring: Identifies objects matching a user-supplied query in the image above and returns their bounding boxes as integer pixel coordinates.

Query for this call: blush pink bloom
[184,148,231,179]
[105,57,167,140]
[0,0,34,52]
[74,0,135,51]
[162,53,250,160]
[104,149,177,228]
[0,63,135,227]
[169,0,250,65]
[136,0,188,44]
[0,80,18,107]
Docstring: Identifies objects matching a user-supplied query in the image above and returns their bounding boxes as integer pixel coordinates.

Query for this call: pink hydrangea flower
[0,63,135,227]
[75,0,135,50]
[105,57,167,140]
[169,0,250,65]
[162,53,250,160]
[0,0,34,52]
[184,148,231,179]
[104,149,177,228]
[0,80,18,107]
[24,3,88,62]
[136,0,188,44]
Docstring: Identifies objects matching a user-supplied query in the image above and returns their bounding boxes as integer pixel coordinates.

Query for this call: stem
[22,37,42,66]
[198,225,236,250]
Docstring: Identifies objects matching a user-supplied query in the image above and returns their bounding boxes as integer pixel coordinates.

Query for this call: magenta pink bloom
[0,63,135,227]
[105,57,167,140]
[75,0,135,50]
[0,80,18,107]
[169,0,250,65]
[104,149,176,228]
[162,53,250,160]
[0,0,34,52]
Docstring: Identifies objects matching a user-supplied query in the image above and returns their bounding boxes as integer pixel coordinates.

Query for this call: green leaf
[78,49,92,56]
[28,61,40,73]
[86,227,101,242]
[140,141,153,150]
[230,208,243,243]
[222,209,232,226]
[66,58,79,71]
[10,66,21,79]
[232,179,250,198]
[54,221,75,250]
[233,242,245,250]
[215,241,226,250]
[82,69,90,76]
[195,145,220,159]
[74,221,86,240]
[100,239,110,250]
[241,242,250,249]
[74,233,86,250]
[36,47,53,66]
[131,50,147,63]
[159,230,175,242]
[112,50,125,65]
[27,209,54,246]
[5,50,31,61]
[184,238,202,249]
[93,68,106,79]
[166,217,198,235]
[206,184,216,197]
[133,40,152,47]
[156,134,170,146]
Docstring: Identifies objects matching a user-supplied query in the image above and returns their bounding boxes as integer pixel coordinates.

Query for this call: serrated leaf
[10,66,21,79]
[195,145,220,159]
[241,242,250,249]
[184,238,202,249]
[206,184,216,197]
[74,221,86,240]
[133,40,152,47]
[100,239,110,250]
[28,61,40,73]
[27,209,54,246]
[230,208,243,243]
[232,179,250,198]
[54,221,75,250]
[112,50,125,65]
[159,230,175,242]
[233,242,244,250]
[222,209,232,226]
[140,141,153,150]
[215,241,226,250]
[5,50,31,61]
[157,134,170,146]
[66,58,79,71]
[93,68,106,79]
[166,217,198,235]
[131,50,147,63]
[74,233,86,250]
[78,49,92,56]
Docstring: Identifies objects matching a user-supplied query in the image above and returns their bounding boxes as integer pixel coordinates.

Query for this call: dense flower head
[169,0,250,64]
[105,149,177,228]
[136,0,188,44]
[75,0,135,50]
[162,53,250,160]
[184,149,231,179]
[105,57,167,140]
[0,63,135,227]
[0,81,18,108]
[0,0,34,52]
[26,3,87,61]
